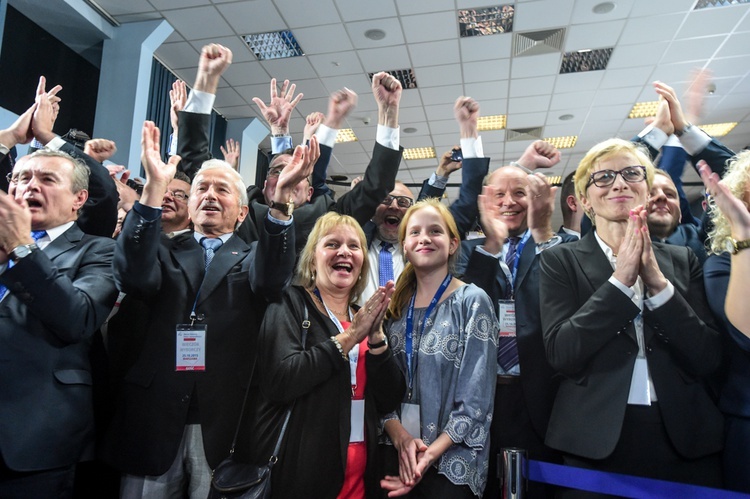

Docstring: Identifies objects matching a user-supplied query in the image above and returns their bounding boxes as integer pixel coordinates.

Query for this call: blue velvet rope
[527,460,747,498]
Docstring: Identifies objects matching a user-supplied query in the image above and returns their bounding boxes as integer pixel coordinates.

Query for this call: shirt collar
[193,231,234,244]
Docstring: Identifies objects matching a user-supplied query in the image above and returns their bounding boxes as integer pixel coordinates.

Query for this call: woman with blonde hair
[380,199,497,498]
[248,212,404,498]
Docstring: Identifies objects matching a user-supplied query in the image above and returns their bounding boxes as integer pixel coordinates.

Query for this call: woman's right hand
[390,425,428,486]
[346,282,395,344]
[612,208,643,287]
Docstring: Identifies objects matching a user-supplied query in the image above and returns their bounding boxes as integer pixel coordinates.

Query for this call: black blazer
[539,232,723,460]
[0,224,117,471]
[102,206,296,475]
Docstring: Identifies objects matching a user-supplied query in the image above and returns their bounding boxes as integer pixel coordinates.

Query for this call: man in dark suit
[457,161,574,499]
[103,111,312,497]
[0,148,118,498]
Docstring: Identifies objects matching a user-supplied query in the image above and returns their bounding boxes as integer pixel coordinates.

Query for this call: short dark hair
[173,171,191,184]
[560,171,576,217]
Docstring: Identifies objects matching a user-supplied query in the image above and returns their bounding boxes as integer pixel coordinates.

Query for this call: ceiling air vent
[512,28,565,57]
[506,127,543,141]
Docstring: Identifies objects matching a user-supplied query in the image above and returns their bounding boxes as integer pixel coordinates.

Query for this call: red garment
[337,327,368,499]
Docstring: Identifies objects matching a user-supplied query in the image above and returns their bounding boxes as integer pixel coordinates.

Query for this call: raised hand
[195,44,232,94]
[346,281,395,344]
[453,96,479,139]
[517,140,561,170]
[0,102,36,148]
[651,98,674,136]
[303,112,325,143]
[139,121,181,206]
[324,88,358,130]
[31,91,58,145]
[0,191,32,263]
[220,138,240,171]
[526,173,556,243]
[477,184,509,255]
[371,72,402,128]
[637,207,668,295]
[684,69,712,124]
[84,139,117,163]
[653,81,689,135]
[612,209,644,287]
[169,79,187,131]
[437,148,462,177]
[252,78,303,136]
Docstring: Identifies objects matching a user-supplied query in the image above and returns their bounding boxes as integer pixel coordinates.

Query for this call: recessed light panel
[368,69,418,89]
[403,147,436,160]
[335,129,358,143]
[694,0,749,9]
[242,30,304,60]
[701,122,738,136]
[458,5,515,37]
[544,136,578,149]
[628,101,659,119]
[477,115,507,131]
[560,48,613,74]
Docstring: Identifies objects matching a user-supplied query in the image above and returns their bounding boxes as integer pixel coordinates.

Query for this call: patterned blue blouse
[384,283,498,496]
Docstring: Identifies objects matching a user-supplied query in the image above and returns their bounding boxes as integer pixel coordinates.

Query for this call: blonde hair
[295,212,370,304]
[388,199,461,320]
[707,150,750,254]
[574,138,655,225]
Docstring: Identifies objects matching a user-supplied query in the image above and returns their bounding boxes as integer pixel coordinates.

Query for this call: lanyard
[405,274,452,397]
[314,289,358,391]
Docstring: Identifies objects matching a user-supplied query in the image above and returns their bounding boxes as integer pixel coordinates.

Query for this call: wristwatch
[9,243,38,263]
[725,237,750,255]
[270,199,295,217]
[537,235,562,251]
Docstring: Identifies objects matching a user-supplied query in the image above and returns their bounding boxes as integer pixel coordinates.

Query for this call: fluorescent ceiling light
[458,5,515,37]
[335,129,358,143]
[477,115,507,131]
[544,136,578,149]
[242,30,304,60]
[628,101,659,119]
[560,47,613,74]
[403,147,436,160]
[700,122,738,136]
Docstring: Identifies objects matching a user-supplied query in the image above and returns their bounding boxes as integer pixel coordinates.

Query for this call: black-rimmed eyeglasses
[586,166,646,188]
[381,195,413,209]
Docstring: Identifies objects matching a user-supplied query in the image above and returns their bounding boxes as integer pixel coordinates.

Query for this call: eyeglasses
[381,195,414,209]
[586,166,647,188]
[5,173,15,184]
[166,189,189,201]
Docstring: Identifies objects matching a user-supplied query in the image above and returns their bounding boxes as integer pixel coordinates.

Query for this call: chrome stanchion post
[501,447,527,499]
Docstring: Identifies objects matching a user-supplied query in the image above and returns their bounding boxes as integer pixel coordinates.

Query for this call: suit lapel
[172,233,205,297]
[197,235,250,306]
[44,224,83,261]
[514,235,535,290]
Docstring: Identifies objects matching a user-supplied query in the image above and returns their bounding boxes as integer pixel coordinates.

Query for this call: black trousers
[0,457,75,499]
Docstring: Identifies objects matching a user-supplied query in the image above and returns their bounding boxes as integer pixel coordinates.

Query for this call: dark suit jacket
[103,204,296,475]
[539,232,724,460]
[659,223,708,264]
[0,224,117,471]
[177,111,402,254]
[634,134,735,176]
[457,233,576,439]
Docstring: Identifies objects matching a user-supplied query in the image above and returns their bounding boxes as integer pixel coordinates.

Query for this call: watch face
[725,239,737,254]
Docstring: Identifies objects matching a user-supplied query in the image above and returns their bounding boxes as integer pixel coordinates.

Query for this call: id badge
[400,403,421,438]
[498,300,516,338]
[350,400,365,443]
[176,324,207,371]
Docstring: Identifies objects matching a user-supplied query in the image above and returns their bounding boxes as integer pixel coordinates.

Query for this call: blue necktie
[0,230,48,301]
[378,242,394,286]
[498,236,520,371]
[201,237,223,271]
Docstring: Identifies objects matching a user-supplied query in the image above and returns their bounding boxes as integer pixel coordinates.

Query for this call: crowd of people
[1,41,750,499]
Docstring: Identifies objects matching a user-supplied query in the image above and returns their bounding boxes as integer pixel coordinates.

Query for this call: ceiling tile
[554,71,603,93]
[215,1,285,35]
[586,104,633,121]
[507,95,551,114]
[549,90,596,110]
[424,103,456,122]
[599,66,653,89]
[214,87,247,107]
[95,0,154,16]
[292,24,353,55]
[415,66,463,88]
[334,0,398,22]
[478,98,508,115]
[676,8,744,39]
[592,87,643,106]
[429,119,459,135]
[260,57,318,81]
[188,36,257,63]
[648,61,708,90]
[569,0,635,23]
[288,78,330,100]
[505,110,547,128]
[161,6,234,40]
[464,80,509,102]
[462,59,511,83]
[708,55,750,79]
[164,31,184,44]
[396,0,454,15]
[234,83,274,106]
[509,75,556,98]
[320,74,372,96]
[357,46,411,73]
[344,17,406,49]
[607,42,669,69]
[293,96,331,118]
[513,0,574,30]
[273,0,341,28]
[216,105,256,119]
[564,20,626,51]
[155,42,201,70]
[510,53,561,79]
[409,40,461,67]
[418,85,464,105]
[151,0,206,8]
[460,33,513,62]
[307,52,364,77]
[397,106,428,124]
[398,90,424,109]
[401,11,457,43]
[716,31,750,59]
[222,61,272,87]
[619,14,684,45]
[113,12,163,22]
[661,36,726,64]
[630,0,693,17]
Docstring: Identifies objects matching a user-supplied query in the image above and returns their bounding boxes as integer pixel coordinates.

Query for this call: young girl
[381,199,498,498]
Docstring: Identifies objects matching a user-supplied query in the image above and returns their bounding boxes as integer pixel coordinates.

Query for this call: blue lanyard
[405,274,452,395]
[501,231,531,299]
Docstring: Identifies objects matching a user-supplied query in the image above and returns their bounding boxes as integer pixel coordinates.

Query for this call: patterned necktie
[379,242,394,286]
[0,230,49,301]
[498,236,520,371]
[201,237,223,271]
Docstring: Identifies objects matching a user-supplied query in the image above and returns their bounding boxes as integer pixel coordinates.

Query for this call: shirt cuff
[271,135,293,155]
[44,136,67,151]
[608,276,635,299]
[476,245,502,259]
[460,136,483,159]
[644,280,674,310]
[315,124,338,148]
[376,124,399,150]
[428,172,449,189]
[184,89,215,115]
[169,133,178,157]
[132,201,163,221]
[680,126,712,156]
[637,124,668,152]
[265,212,292,234]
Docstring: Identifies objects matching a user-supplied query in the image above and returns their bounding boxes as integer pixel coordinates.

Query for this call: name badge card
[400,403,421,439]
[350,400,365,443]
[176,325,207,371]
[498,300,516,338]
